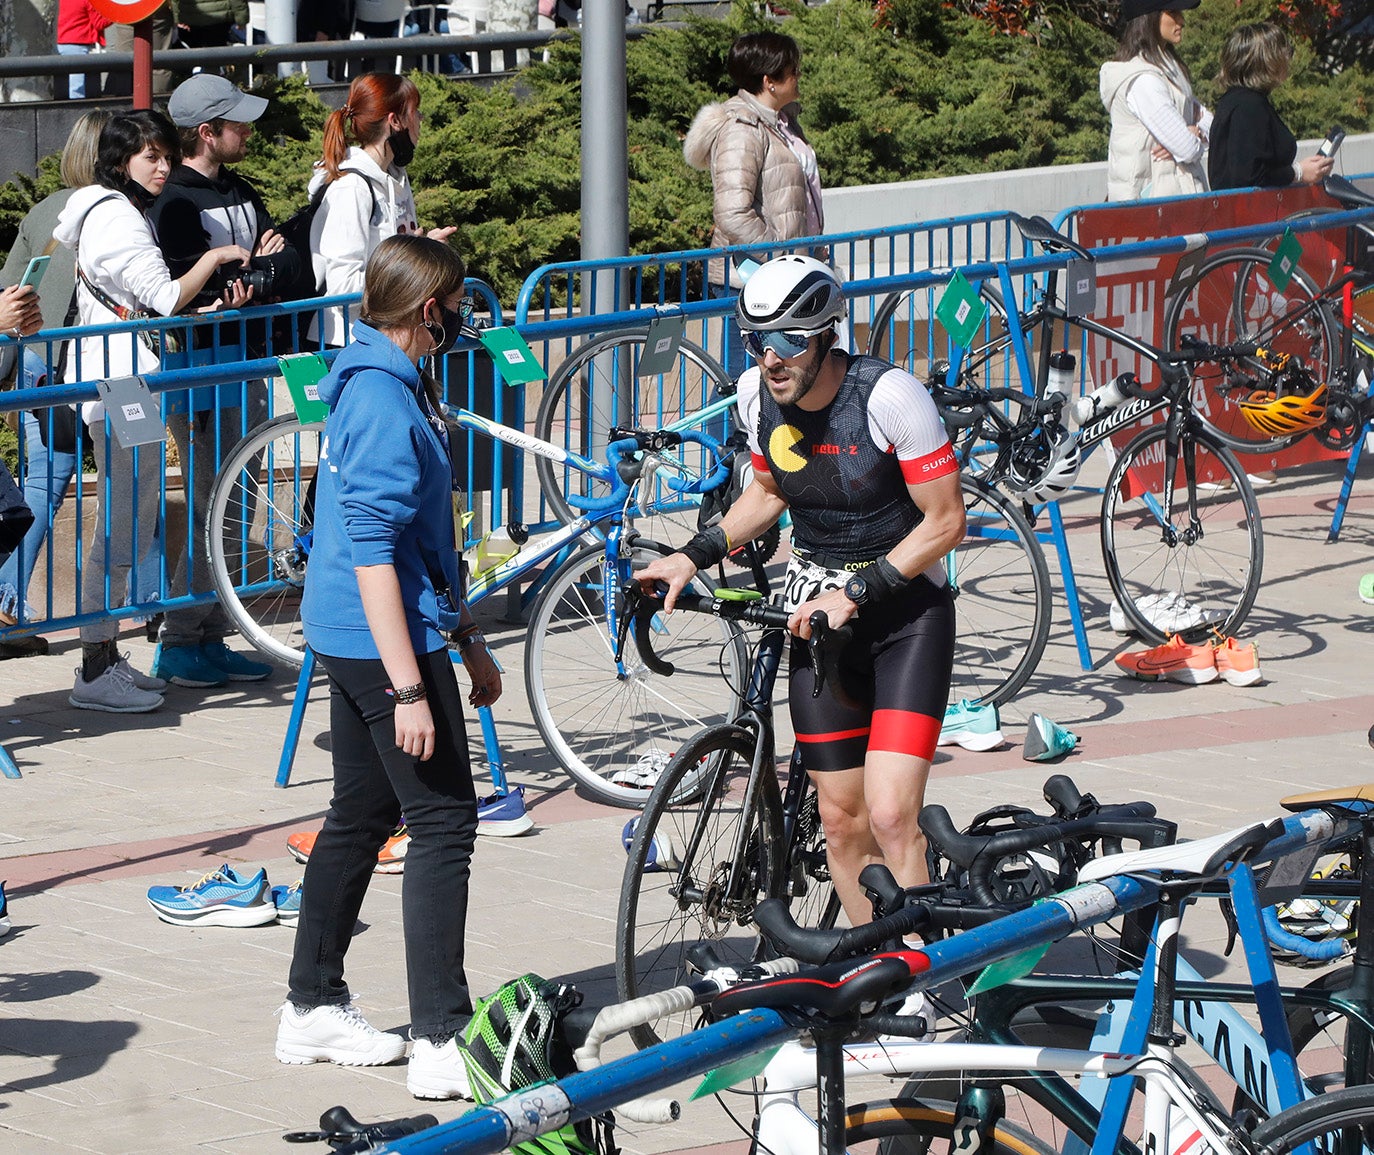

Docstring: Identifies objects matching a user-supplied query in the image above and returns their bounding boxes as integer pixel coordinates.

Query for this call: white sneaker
[69,665,164,713]
[1109,592,1207,636]
[610,749,672,790]
[879,986,937,1045]
[114,653,168,692]
[407,1034,473,1100]
[274,1001,408,1066]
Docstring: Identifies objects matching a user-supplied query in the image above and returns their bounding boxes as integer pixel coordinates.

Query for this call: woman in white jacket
[1099,0,1211,202]
[53,110,250,713]
[308,72,456,348]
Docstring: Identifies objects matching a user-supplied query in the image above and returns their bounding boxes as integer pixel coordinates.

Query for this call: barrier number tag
[692,1045,783,1099]
[278,353,331,424]
[935,270,987,348]
[478,327,547,385]
[1065,258,1097,316]
[636,315,687,376]
[97,375,167,448]
[1267,228,1302,292]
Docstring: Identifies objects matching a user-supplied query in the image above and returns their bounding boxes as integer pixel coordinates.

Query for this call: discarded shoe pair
[937,701,1079,763]
[146,864,302,928]
[1114,631,1263,687]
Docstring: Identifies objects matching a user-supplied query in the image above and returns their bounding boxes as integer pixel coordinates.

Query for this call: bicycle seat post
[812,1023,850,1155]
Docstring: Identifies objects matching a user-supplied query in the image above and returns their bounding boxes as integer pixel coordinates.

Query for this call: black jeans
[288,648,479,1040]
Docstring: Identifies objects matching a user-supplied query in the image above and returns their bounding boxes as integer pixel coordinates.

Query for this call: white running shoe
[610,749,672,790]
[274,1001,408,1066]
[879,986,937,1045]
[1109,592,1208,636]
[114,652,168,692]
[69,665,164,713]
[407,1034,473,1100]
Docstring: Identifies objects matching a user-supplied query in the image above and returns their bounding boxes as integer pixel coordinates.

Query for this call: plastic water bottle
[1045,351,1076,403]
[1069,372,1137,429]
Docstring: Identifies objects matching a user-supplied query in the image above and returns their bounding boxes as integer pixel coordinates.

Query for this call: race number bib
[781,556,848,614]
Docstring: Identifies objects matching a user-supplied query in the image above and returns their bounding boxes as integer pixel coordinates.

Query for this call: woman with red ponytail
[307,72,456,347]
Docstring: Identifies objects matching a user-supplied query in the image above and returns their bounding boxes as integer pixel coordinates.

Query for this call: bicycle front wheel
[535,330,733,543]
[845,1098,1058,1155]
[1101,425,1263,645]
[1163,246,1335,455]
[1251,1083,1374,1153]
[207,414,322,668]
[786,778,842,933]
[524,539,748,808]
[950,476,1053,707]
[616,723,784,1049]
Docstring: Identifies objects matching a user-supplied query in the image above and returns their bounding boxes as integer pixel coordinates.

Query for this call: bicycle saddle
[709,953,914,1022]
[1323,174,1374,210]
[1077,820,1281,884]
[1279,784,1374,815]
[1009,212,1093,261]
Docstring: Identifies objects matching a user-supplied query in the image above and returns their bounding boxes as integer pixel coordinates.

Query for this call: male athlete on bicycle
[640,255,966,926]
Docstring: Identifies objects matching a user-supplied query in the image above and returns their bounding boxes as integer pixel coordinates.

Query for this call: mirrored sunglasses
[742,328,814,361]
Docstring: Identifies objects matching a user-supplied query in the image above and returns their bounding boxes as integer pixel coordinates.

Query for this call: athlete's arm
[637,467,789,610]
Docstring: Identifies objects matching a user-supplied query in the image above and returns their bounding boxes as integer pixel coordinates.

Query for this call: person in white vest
[1100,0,1211,202]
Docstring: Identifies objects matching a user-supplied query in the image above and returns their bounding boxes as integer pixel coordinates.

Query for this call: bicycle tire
[1162,246,1336,455]
[534,329,734,547]
[206,414,322,668]
[1101,424,1263,645]
[1251,1082,1374,1153]
[1280,961,1374,1100]
[615,722,784,1049]
[844,1097,1058,1155]
[868,283,1022,384]
[523,539,748,809]
[950,475,1052,707]
[786,779,842,933]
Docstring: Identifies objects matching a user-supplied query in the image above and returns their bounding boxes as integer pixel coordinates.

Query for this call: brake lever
[807,610,830,699]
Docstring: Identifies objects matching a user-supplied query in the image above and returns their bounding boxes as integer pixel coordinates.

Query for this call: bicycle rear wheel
[845,1098,1057,1155]
[523,539,748,808]
[1250,1083,1374,1153]
[1162,247,1335,455]
[786,776,842,933]
[949,476,1052,707]
[206,414,321,668]
[534,330,733,546]
[1101,425,1263,645]
[616,723,784,1048]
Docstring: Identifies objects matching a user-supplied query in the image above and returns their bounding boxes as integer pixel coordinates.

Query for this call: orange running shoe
[1114,634,1218,684]
[1212,633,1263,687]
[286,824,410,874]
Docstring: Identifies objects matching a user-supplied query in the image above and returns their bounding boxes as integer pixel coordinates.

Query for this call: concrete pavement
[3,456,1374,1152]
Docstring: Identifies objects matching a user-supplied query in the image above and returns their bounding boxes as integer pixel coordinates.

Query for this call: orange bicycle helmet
[1238,380,1328,438]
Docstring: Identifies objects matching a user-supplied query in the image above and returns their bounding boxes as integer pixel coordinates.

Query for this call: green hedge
[2,0,1370,305]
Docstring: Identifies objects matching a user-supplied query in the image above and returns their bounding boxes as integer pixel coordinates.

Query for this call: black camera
[234,266,274,299]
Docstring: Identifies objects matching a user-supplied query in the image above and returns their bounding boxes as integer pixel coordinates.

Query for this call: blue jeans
[56,42,93,99]
[289,648,479,1039]
[708,280,748,385]
[0,352,78,622]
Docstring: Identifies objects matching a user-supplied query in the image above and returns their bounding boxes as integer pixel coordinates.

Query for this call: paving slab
[2,458,1374,1151]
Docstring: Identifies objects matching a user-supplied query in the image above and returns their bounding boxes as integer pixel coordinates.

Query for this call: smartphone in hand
[17,254,50,291]
[1318,124,1346,159]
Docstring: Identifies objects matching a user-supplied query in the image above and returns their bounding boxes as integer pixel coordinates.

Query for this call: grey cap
[167,74,269,127]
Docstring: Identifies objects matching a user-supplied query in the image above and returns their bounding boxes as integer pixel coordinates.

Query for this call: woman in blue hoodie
[275,234,500,1101]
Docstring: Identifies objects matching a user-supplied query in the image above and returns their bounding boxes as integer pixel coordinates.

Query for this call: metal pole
[132,17,153,109]
[580,0,630,450]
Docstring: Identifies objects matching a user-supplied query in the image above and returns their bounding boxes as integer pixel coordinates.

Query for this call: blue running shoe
[621,817,680,872]
[150,644,228,688]
[937,699,1004,752]
[271,880,303,927]
[477,787,533,837]
[0,880,11,938]
[200,642,273,683]
[146,864,276,927]
[1023,713,1079,762]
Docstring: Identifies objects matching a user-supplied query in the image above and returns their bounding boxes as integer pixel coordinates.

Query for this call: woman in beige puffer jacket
[684,31,823,376]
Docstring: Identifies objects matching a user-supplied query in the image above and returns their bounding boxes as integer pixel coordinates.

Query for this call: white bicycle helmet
[736,255,846,334]
[1006,428,1082,505]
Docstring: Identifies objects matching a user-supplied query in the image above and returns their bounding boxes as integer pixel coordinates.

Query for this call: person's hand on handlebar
[636,552,699,612]
[790,587,858,639]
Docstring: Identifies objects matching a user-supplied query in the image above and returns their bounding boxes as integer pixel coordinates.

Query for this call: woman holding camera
[53,109,251,713]
[275,234,499,1101]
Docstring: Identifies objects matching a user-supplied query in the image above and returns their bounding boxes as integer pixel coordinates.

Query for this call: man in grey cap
[145,75,301,689]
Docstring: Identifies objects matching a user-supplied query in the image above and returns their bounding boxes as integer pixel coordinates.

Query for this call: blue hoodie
[301,322,462,660]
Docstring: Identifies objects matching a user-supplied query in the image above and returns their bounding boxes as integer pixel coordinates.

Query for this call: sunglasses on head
[741,328,818,361]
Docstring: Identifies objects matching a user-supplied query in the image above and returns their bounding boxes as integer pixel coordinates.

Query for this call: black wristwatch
[844,574,869,606]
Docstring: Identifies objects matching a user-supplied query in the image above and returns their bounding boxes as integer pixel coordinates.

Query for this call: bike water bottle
[1069,372,1138,428]
[1045,351,1076,403]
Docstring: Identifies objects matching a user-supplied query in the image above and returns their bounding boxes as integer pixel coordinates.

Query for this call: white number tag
[782,557,847,614]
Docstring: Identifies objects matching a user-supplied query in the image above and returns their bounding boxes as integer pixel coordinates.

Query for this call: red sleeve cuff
[899,442,959,485]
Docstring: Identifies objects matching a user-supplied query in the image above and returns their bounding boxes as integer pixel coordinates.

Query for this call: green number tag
[935,271,988,349]
[691,1044,783,1099]
[1267,228,1303,292]
[278,352,331,423]
[478,326,547,385]
[965,942,1051,995]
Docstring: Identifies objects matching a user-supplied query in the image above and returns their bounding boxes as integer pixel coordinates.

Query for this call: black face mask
[427,303,464,358]
[388,127,416,169]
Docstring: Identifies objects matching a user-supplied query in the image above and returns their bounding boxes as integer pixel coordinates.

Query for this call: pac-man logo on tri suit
[88,0,166,22]
[769,424,808,473]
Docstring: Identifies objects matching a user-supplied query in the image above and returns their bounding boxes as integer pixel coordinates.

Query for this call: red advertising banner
[1072,187,1347,474]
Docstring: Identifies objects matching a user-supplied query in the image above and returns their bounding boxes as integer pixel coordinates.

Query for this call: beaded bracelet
[393,682,428,705]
